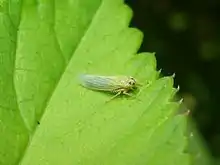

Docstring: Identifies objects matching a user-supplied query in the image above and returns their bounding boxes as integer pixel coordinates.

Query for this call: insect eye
[128,80,135,85]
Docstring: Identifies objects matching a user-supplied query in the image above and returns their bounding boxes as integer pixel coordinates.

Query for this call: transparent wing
[79,75,123,91]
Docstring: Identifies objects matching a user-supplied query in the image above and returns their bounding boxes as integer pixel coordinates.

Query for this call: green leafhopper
[79,74,141,101]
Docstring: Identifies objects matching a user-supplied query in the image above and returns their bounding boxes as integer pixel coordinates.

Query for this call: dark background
[126,0,220,159]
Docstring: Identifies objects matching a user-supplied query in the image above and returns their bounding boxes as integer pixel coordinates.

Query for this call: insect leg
[105,88,135,103]
[105,91,122,103]
[122,91,133,97]
[122,89,142,101]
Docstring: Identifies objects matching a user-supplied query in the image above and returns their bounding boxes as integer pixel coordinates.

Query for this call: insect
[79,74,141,101]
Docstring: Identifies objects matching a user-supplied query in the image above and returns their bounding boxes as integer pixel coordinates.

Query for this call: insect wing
[80,75,121,91]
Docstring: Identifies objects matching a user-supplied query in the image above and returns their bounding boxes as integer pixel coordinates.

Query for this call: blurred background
[126,0,220,161]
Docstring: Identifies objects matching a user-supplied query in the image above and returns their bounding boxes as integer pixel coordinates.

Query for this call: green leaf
[0,0,190,164]
[187,120,213,165]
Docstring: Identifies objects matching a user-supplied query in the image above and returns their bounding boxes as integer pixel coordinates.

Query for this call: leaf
[0,0,190,165]
[187,120,212,165]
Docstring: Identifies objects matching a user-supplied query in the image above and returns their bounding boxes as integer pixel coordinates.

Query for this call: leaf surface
[0,0,190,165]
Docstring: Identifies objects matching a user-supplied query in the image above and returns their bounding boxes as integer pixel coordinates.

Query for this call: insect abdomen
[79,74,120,91]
